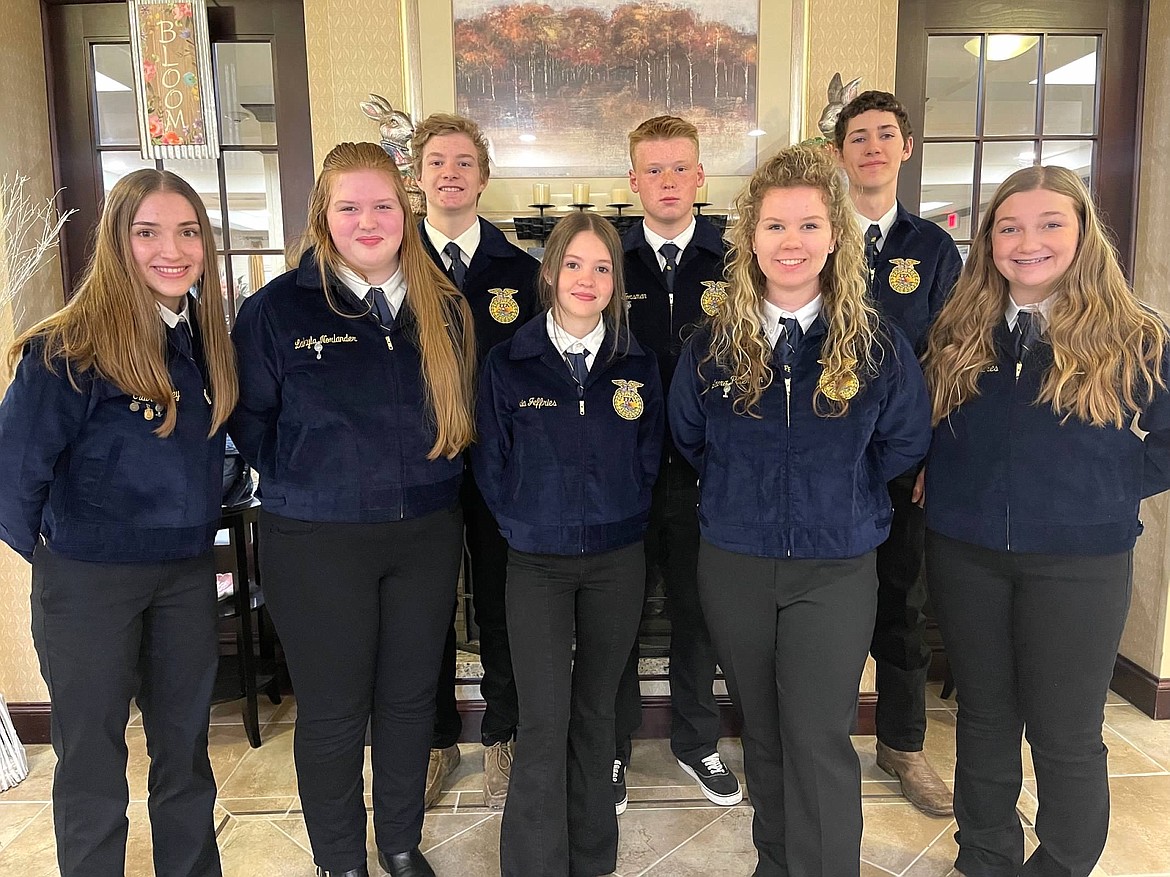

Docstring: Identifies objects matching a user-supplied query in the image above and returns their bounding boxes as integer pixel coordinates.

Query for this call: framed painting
[407,0,803,214]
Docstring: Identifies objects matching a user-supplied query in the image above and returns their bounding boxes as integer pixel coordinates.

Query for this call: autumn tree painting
[452,0,759,176]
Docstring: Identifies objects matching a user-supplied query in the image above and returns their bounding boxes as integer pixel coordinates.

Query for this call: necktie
[170,320,193,360]
[1013,310,1041,362]
[565,349,590,392]
[443,242,467,291]
[659,242,680,293]
[865,223,882,289]
[369,287,393,326]
[777,317,802,369]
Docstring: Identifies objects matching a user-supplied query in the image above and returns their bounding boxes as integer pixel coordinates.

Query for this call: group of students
[0,89,1164,877]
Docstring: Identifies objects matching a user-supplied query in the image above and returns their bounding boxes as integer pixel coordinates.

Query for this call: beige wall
[803,0,899,139]
[0,0,65,702]
[1127,0,1170,680]
[303,0,408,167]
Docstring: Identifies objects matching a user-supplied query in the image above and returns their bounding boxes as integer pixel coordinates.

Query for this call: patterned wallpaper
[1128,0,1170,678]
[804,0,899,140]
[303,0,408,168]
[0,0,62,702]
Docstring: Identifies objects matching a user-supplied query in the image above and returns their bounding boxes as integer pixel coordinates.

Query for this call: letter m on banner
[127,0,220,159]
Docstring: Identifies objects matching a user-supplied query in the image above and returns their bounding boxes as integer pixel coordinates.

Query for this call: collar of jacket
[418,216,515,264]
[507,310,645,368]
[621,214,726,259]
[293,247,416,327]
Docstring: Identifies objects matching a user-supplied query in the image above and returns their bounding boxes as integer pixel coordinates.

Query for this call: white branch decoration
[0,174,77,330]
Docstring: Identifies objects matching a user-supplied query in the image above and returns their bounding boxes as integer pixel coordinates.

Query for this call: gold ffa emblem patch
[816,360,860,402]
[611,379,645,420]
[888,259,922,294]
[700,280,729,316]
[488,288,520,324]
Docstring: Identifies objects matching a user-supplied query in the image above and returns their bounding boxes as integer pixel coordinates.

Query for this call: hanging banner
[127,0,220,159]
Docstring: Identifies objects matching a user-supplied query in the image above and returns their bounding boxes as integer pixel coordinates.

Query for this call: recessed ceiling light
[519,133,536,143]
[747,129,766,137]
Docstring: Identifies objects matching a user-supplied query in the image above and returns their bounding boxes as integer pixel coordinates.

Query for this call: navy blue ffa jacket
[420,217,540,362]
[669,319,931,559]
[622,217,728,402]
[471,313,664,555]
[229,250,463,523]
[925,322,1170,555]
[871,204,963,354]
[0,314,224,564]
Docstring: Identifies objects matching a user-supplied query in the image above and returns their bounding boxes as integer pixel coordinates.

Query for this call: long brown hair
[537,211,629,355]
[7,169,237,437]
[923,165,1166,427]
[293,142,476,459]
[710,144,881,416]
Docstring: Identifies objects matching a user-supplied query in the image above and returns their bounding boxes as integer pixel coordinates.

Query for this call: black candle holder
[608,202,633,217]
[570,203,595,212]
[693,201,712,216]
[529,203,555,245]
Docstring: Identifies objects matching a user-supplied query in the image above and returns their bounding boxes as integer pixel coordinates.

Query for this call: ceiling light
[1030,52,1097,86]
[746,129,766,137]
[964,35,1039,62]
[518,133,536,143]
[920,201,952,212]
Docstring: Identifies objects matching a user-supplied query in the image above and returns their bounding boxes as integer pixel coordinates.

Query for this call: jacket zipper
[1007,352,1022,549]
[784,362,793,557]
[579,379,587,553]
[386,323,404,520]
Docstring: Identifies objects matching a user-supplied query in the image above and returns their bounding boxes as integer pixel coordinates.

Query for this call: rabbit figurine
[360,94,426,215]
[817,73,863,139]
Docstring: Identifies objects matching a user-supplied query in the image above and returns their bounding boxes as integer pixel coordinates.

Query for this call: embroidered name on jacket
[519,396,558,409]
[294,334,358,350]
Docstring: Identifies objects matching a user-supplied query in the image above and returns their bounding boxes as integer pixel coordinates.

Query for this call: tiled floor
[2,684,1168,876]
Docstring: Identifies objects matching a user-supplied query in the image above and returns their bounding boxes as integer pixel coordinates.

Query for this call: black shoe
[612,758,628,815]
[678,752,743,805]
[377,847,435,877]
[316,867,369,877]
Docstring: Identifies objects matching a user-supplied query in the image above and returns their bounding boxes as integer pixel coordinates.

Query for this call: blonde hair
[7,169,237,438]
[295,142,476,459]
[628,115,700,167]
[410,113,491,184]
[708,144,881,416]
[538,212,630,355]
[923,165,1166,428]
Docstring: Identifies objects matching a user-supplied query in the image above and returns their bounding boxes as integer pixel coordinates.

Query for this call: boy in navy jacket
[410,113,541,809]
[834,90,963,816]
[612,114,743,811]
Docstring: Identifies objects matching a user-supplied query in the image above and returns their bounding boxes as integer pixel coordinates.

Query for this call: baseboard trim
[1111,653,1170,720]
[8,702,51,745]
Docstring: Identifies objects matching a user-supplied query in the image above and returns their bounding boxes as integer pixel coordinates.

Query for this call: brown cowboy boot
[483,740,513,810]
[876,740,954,817]
[424,745,460,810]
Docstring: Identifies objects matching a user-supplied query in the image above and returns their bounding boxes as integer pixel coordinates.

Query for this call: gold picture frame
[402,0,805,217]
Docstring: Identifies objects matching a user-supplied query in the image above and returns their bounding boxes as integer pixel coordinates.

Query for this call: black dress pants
[433,471,517,748]
[259,506,462,872]
[926,531,1132,877]
[30,547,221,877]
[500,543,644,877]
[698,542,877,877]
[615,458,720,764]
[872,467,931,751]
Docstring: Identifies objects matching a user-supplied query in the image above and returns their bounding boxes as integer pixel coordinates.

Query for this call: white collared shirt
[157,299,192,330]
[760,295,823,348]
[854,203,898,252]
[423,218,481,270]
[546,310,607,373]
[643,217,697,271]
[337,264,407,319]
[1005,293,1055,332]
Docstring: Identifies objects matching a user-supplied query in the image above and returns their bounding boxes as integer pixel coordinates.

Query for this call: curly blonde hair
[707,144,881,416]
[923,165,1165,428]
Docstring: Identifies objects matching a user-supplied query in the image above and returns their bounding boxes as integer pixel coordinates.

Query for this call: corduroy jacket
[669,318,931,559]
[0,310,224,563]
[471,313,663,555]
[229,250,464,523]
[926,320,1170,555]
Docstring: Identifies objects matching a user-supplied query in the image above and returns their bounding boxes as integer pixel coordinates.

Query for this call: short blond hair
[410,113,491,183]
[628,115,700,168]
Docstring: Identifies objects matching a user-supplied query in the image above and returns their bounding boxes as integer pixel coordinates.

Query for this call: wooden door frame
[895,0,1147,273]
[42,0,313,296]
